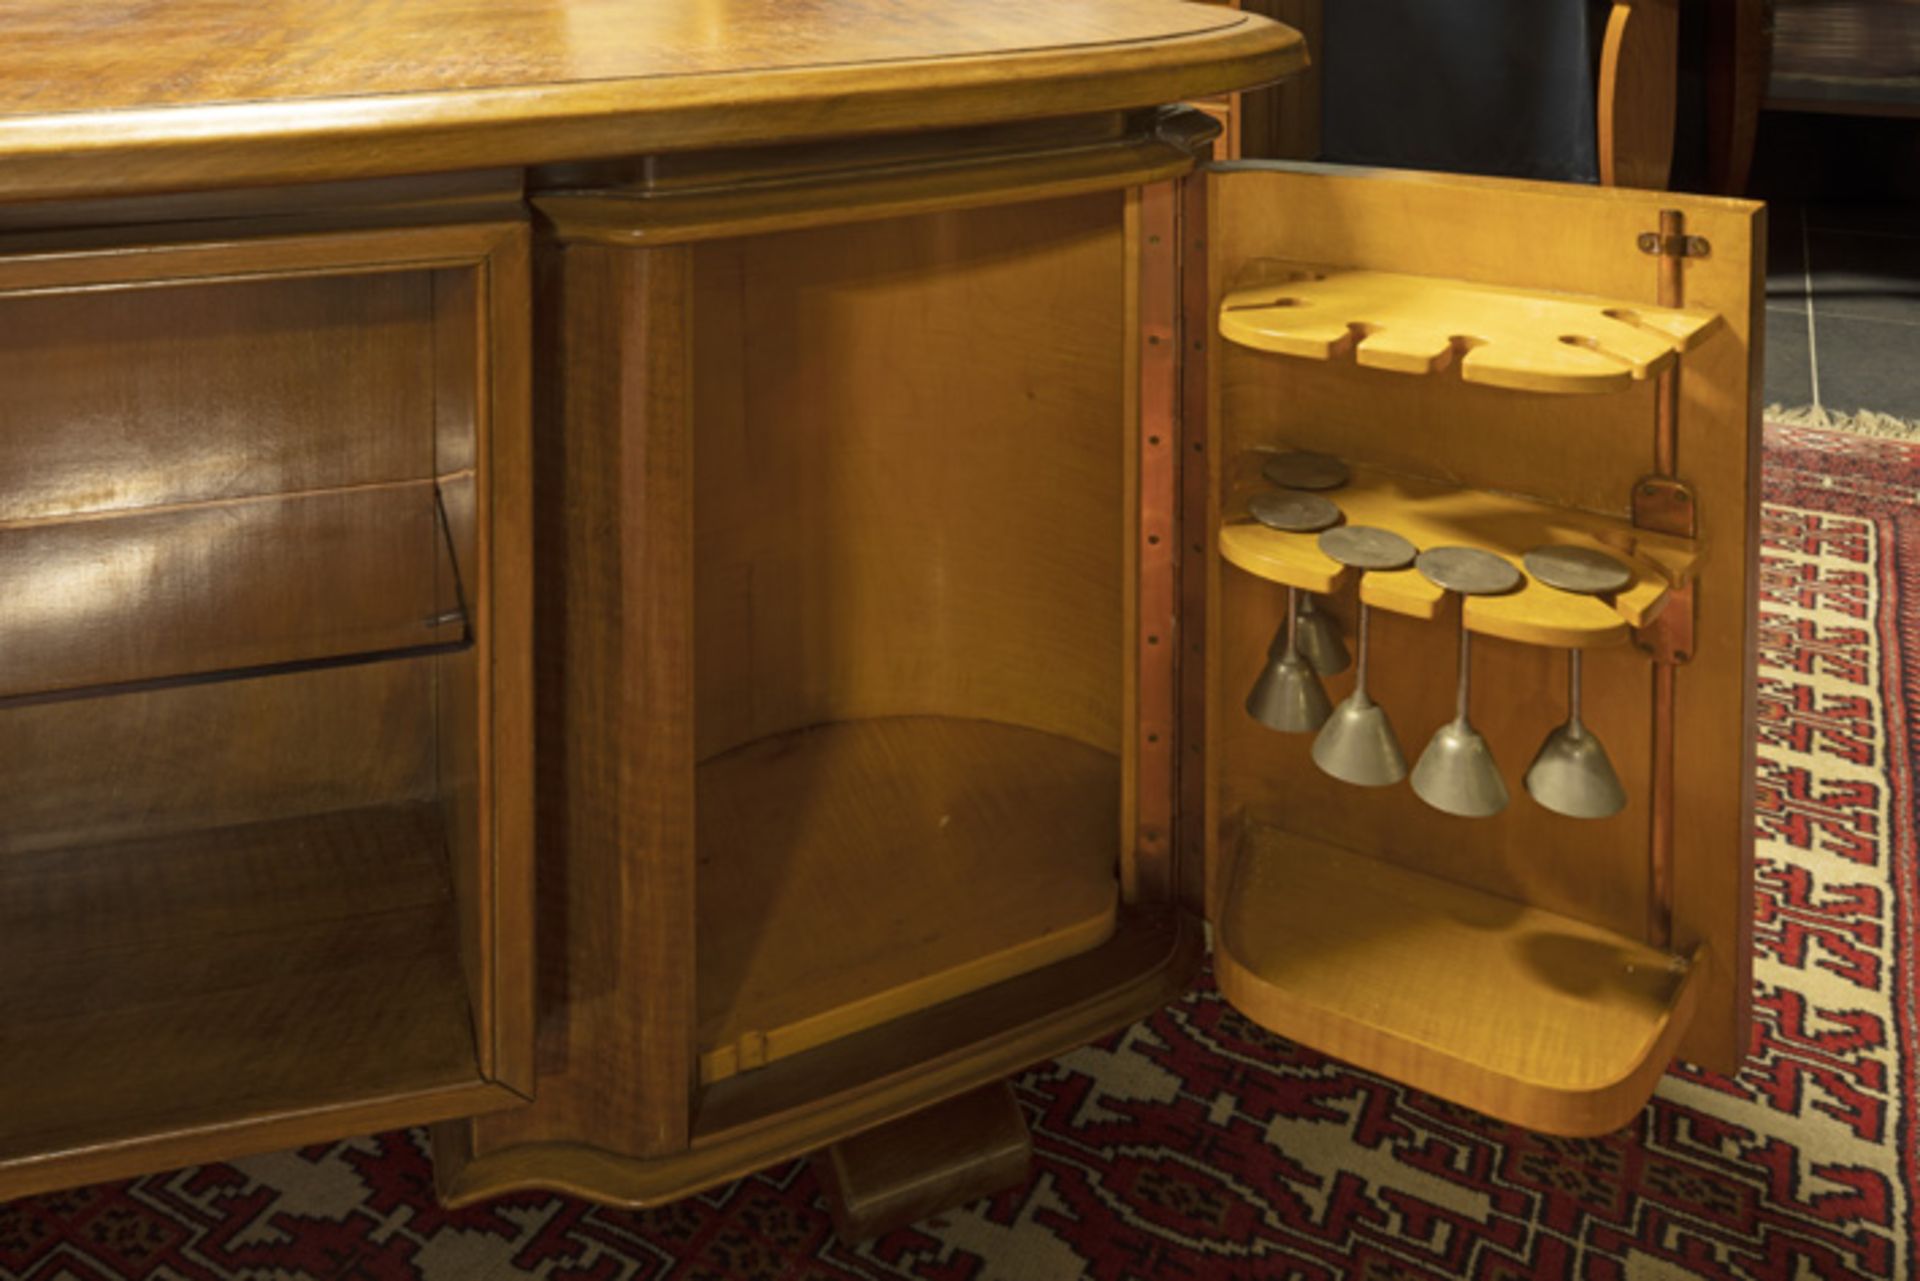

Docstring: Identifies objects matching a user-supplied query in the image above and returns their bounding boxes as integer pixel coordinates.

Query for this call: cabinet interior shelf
[696,715,1121,1086]
[1218,452,1699,648]
[1218,259,1722,394]
[1215,823,1705,1137]
[0,803,509,1200]
[0,476,471,709]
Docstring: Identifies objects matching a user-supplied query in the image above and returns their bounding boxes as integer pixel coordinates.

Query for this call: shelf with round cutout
[1214,822,1706,1137]
[1217,451,1700,648]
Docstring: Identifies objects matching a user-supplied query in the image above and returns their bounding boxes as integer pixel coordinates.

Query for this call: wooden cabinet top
[0,0,1304,203]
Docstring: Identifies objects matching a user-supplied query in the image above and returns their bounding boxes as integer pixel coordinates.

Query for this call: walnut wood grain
[0,804,522,1202]
[0,270,434,520]
[0,482,459,703]
[0,0,1305,202]
[451,241,700,1164]
[0,219,536,1193]
[438,148,1206,1206]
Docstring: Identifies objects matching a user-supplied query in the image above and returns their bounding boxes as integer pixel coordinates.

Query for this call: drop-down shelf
[1216,824,1706,1137]
[1217,452,1699,648]
[1218,259,1723,394]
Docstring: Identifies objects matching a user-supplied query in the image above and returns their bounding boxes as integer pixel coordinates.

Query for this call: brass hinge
[1636,581,1696,666]
[1638,230,1711,260]
[1631,475,1696,538]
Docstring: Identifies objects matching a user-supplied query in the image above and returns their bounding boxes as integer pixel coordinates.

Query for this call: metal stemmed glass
[1521,545,1633,819]
[1409,546,1522,817]
[1310,525,1417,786]
[1244,489,1342,733]
[1261,451,1354,679]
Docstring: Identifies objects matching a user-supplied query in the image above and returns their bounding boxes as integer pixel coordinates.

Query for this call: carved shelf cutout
[1217,452,1699,648]
[1218,259,1722,394]
[1216,824,1706,1137]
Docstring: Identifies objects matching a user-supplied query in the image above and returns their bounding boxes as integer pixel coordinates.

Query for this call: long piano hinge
[1632,476,1697,667]
[1134,180,1181,902]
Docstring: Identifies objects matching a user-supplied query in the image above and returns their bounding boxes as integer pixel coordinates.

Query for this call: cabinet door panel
[0,223,534,1200]
[1198,162,1760,1133]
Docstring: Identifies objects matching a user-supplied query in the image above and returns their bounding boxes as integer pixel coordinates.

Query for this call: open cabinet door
[1189,162,1762,1136]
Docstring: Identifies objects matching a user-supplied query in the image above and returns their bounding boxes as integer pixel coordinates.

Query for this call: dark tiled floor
[1765,200,1920,421]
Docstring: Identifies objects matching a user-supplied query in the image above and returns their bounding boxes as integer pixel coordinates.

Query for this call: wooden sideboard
[0,0,1761,1232]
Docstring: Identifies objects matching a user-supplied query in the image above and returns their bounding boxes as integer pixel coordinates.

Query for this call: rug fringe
[1767,403,1920,441]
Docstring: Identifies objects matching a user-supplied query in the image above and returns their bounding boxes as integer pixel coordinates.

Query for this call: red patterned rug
[3,422,1914,1281]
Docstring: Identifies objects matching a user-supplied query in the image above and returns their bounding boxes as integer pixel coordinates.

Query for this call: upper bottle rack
[1218,259,1723,395]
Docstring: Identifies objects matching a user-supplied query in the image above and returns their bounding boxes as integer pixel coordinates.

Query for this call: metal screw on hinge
[1638,232,1712,259]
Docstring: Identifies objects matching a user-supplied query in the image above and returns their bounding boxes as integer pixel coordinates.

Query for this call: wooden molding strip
[0,22,1303,205]
[535,112,1219,246]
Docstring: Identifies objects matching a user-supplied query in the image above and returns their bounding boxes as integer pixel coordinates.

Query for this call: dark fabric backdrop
[1321,1,1602,183]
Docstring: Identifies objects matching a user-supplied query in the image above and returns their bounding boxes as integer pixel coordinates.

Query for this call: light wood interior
[1215,824,1705,1137]
[1218,451,1699,647]
[696,717,1120,1083]
[689,195,1131,1085]
[0,241,524,1197]
[1202,165,1761,1096]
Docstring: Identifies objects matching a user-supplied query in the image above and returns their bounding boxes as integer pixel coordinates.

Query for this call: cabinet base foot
[814,1081,1032,1243]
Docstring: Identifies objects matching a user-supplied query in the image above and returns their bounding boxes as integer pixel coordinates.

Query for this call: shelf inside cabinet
[1215,824,1704,1137]
[0,802,507,1199]
[696,715,1121,1085]
[0,476,471,708]
[1218,259,1722,394]
[1218,452,1698,647]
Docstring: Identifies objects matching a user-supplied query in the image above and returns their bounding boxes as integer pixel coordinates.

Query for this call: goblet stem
[1356,602,1372,696]
[1454,613,1472,725]
[1566,648,1585,739]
